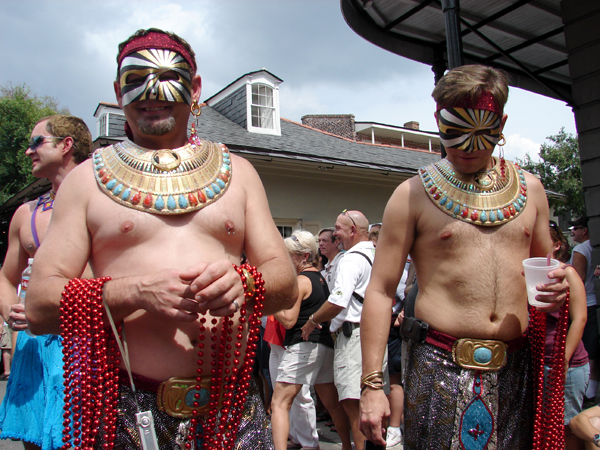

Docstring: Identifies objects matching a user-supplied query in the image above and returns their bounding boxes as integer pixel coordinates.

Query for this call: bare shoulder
[57,159,97,202]
[11,201,35,227]
[230,154,260,182]
[522,169,546,197]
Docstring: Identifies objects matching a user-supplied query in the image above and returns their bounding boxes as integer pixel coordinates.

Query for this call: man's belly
[120,312,249,381]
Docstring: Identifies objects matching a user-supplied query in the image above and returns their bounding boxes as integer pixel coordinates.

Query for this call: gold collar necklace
[419,157,527,226]
[93,139,231,215]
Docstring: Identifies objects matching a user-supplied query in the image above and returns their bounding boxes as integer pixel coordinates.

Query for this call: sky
[1,0,577,163]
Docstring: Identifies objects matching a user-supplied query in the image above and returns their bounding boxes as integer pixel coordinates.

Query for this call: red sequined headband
[117,31,197,73]
[436,91,502,116]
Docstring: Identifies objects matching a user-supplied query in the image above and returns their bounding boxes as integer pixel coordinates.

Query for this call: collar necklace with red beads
[93,139,231,215]
[419,156,527,226]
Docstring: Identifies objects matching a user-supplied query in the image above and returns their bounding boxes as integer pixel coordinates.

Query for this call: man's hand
[180,260,244,317]
[533,267,569,313]
[360,388,390,446]
[8,303,28,331]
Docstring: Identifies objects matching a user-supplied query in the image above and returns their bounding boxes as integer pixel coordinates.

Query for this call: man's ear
[500,113,508,132]
[114,81,123,108]
[191,75,202,103]
[61,136,74,155]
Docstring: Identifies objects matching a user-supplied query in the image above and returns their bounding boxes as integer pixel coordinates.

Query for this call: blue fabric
[0,332,64,449]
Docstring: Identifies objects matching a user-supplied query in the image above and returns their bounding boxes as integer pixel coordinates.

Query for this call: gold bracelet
[361,371,384,385]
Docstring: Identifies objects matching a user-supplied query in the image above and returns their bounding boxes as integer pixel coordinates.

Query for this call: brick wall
[301,114,356,140]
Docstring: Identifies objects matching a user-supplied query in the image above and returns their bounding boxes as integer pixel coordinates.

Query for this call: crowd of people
[0,26,598,450]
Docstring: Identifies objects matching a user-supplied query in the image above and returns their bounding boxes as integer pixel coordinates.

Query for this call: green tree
[517,128,584,218]
[0,83,69,205]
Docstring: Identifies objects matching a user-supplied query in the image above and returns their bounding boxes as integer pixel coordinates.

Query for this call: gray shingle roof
[196,106,440,174]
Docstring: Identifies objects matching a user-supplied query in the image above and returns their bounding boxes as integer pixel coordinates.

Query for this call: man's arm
[300,252,364,338]
[181,155,298,317]
[563,266,587,369]
[0,204,32,323]
[526,173,568,310]
[360,180,417,446]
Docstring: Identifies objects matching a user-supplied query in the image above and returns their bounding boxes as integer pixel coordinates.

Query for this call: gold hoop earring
[189,101,201,144]
[497,133,506,147]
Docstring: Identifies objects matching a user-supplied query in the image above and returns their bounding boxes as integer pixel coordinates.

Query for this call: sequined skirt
[95,377,273,450]
[403,333,532,450]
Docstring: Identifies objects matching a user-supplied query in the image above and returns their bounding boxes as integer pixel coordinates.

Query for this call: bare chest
[20,207,53,256]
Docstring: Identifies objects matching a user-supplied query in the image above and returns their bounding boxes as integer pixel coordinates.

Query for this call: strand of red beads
[542,293,569,449]
[529,292,569,450]
[529,306,546,450]
[60,277,119,450]
[184,264,264,450]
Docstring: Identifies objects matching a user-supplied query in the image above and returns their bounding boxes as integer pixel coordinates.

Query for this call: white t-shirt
[328,240,375,333]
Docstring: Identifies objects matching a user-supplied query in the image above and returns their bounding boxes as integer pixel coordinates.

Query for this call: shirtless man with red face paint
[359,65,568,450]
[26,28,297,449]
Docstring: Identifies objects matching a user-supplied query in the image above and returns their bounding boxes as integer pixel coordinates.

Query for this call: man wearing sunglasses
[0,115,92,450]
[359,65,568,450]
[25,28,296,450]
[569,216,600,404]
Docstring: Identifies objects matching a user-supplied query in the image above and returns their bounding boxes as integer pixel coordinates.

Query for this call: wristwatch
[594,433,600,447]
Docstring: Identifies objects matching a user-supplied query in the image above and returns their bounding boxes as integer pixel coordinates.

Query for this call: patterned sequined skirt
[95,376,273,450]
[403,332,532,450]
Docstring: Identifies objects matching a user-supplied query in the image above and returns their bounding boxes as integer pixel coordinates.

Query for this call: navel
[524,227,531,238]
[119,221,135,233]
[440,230,453,240]
[225,220,236,235]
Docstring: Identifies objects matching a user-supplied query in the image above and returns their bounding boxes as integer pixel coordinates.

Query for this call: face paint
[437,107,501,153]
[119,49,193,107]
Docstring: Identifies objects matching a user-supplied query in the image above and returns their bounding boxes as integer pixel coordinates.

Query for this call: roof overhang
[341,0,572,104]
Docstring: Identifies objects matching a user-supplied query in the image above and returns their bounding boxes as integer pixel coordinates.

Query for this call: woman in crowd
[546,221,589,449]
[271,230,352,450]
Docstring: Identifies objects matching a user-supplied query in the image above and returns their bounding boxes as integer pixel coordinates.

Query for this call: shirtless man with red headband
[359,65,568,449]
[27,28,297,449]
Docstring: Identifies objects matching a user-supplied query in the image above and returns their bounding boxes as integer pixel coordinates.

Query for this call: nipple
[440,230,453,240]
[225,220,236,235]
[119,221,135,233]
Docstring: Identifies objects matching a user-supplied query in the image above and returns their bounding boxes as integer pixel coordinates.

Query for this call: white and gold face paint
[119,49,193,107]
[437,107,501,153]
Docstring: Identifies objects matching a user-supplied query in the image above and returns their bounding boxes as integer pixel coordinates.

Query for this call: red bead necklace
[60,277,119,450]
[60,265,264,450]
[189,264,265,450]
[530,291,569,450]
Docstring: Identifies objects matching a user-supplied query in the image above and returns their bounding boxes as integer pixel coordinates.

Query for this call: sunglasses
[341,209,356,228]
[571,226,585,230]
[28,135,66,151]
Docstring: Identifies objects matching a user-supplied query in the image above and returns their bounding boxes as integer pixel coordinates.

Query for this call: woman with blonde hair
[271,230,352,450]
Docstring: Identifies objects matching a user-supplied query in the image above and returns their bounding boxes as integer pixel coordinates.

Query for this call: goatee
[137,117,176,136]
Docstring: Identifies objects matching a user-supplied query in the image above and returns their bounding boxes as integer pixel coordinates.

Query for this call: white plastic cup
[522,257,560,307]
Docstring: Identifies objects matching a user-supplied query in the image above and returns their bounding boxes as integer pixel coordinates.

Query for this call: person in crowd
[547,221,589,449]
[569,216,599,403]
[318,227,343,291]
[301,210,384,450]
[26,28,297,449]
[0,115,93,450]
[271,230,352,450]
[359,64,567,449]
[0,321,11,380]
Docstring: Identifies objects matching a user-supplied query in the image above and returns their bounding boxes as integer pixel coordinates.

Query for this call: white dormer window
[99,114,108,137]
[251,84,274,129]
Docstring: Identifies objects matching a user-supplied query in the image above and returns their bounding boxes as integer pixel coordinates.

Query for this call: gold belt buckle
[157,377,215,418]
[452,338,508,371]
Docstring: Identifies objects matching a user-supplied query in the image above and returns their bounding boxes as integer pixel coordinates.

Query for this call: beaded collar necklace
[93,139,231,215]
[419,157,527,226]
[36,190,56,212]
